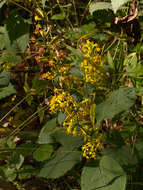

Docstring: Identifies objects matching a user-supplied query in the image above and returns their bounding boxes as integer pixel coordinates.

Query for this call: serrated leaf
[39,147,82,179]
[0,69,10,87]
[89,2,112,15]
[0,83,16,100]
[95,87,136,125]
[111,0,131,14]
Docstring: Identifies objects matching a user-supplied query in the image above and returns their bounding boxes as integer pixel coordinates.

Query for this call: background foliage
[0,0,143,189]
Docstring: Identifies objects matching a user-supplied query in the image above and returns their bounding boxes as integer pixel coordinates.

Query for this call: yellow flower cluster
[49,89,104,159]
[50,91,77,113]
[82,136,103,159]
[81,40,104,84]
[48,40,105,159]
[41,71,53,80]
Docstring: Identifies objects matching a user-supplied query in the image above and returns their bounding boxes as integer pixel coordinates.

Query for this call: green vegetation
[0,0,143,189]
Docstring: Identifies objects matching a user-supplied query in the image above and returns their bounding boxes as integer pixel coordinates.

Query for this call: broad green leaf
[0,69,10,87]
[81,167,104,190]
[33,144,54,161]
[0,83,16,100]
[111,0,131,13]
[100,156,126,184]
[39,147,82,179]
[38,118,57,144]
[103,146,138,166]
[51,12,66,20]
[81,156,126,190]
[89,2,112,15]
[52,129,84,150]
[95,87,136,124]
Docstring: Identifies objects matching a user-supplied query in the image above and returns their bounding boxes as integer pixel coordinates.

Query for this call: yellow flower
[34,15,41,21]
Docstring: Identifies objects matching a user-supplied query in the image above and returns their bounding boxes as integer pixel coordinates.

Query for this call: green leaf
[103,146,138,166]
[70,66,83,78]
[18,165,35,179]
[0,26,11,50]
[0,69,10,87]
[8,153,24,170]
[58,112,66,125]
[0,83,16,100]
[89,2,112,15]
[135,141,143,159]
[0,51,21,65]
[0,34,5,50]
[6,14,30,51]
[38,118,57,144]
[0,0,6,8]
[90,104,96,127]
[79,23,97,38]
[42,0,46,8]
[111,0,131,14]
[95,87,136,124]
[3,167,17,182]
[81,156,126,190]
[39,147,82,179]
[33,144,54,161]
[67,45,83,61]
[81,167,104,190]
[12,33,29,52]
[16,143,36,157]
[51,12,66,20]
[124,53,143,78]
[107,51,114,69]
[52,129,84,150]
